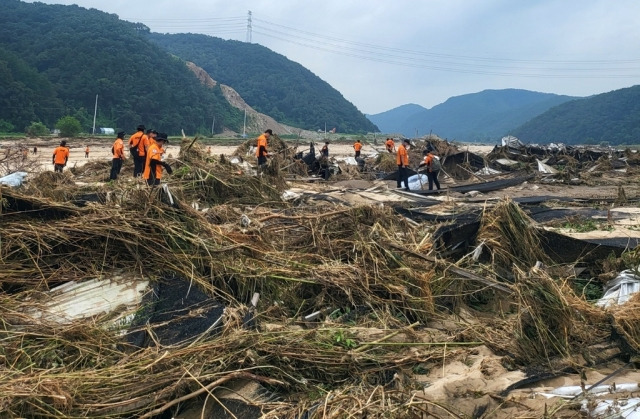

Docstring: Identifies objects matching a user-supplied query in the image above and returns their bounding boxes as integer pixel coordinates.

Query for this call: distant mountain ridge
[511,85,640,145]
[367,89,578,141]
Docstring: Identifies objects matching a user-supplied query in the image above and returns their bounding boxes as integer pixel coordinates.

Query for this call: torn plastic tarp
[539,382,640,399]
[476,167,501,175]
[407,174,429,190]
[582,398,640,418]
[25,277,149,325]
[495,158,519,166]
[0,171,28,187]
[596,269,640,308]
[536,159,558,174]
[501,136,523,148]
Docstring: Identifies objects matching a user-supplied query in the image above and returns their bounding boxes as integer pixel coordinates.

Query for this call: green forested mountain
[367,89,577,142]
[511,85,640,145]
[0,0,375,135]
[0,0,243,135]
[147,33,377,133]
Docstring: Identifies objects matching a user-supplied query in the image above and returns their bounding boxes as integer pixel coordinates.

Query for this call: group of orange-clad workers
[51,124,172,186]
[126,124,172,185]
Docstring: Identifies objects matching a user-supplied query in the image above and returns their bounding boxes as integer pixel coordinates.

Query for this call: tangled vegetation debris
[1,137,640,418]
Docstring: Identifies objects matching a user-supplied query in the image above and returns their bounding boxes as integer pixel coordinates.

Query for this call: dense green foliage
[0,0,244,135]
[25,122,49,137]
[147,33,377,133]
[367,89,577,142]
[0,1,376,136]
[55,116,82,137]
[511,85,640,145]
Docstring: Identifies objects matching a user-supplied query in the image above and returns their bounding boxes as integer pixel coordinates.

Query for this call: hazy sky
[30,0,640,114]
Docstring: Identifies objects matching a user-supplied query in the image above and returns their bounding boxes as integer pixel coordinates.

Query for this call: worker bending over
[143,132,172,186]
[419,150,441,190]
[52,140,69,173]
[385,138,395,153]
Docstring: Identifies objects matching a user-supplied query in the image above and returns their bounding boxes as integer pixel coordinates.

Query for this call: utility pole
[246,11,252,43]
[242,107,247,138]
[92,94,98,135]
[211,116,215,135]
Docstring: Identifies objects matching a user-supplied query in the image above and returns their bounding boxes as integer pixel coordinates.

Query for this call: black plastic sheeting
[126,276,224,347]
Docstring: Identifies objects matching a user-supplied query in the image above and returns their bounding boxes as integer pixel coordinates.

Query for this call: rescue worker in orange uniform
[353,139,363,158]
[110,131,126,180]
[256,129,272,168]
[419,150,441,190]
[396,139,411,191]
[128,124,148,177]
[143,132,172,186]
[85,146,90,158]
[52,140,70,173]
[385,138,395,153]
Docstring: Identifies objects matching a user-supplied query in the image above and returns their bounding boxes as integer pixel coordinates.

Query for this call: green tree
[25,121,49,137]
[0,119,15,132]
[56,116,82,137]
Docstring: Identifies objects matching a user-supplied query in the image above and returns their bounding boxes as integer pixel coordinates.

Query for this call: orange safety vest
[353,142,362,151]
[396,144,409,166]
[143,141,164,180]
[386,139,395,150]
[85,146,89,153]
[256,134,268,157]
[112,138,124,159]
[52,146,69,165]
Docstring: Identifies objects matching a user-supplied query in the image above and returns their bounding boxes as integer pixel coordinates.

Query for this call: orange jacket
[353,142,362,151]
[112,138,124,159]
[143,141,165,180]
[128,132,148,156]
[396,144,409,166]
[385,139,395,150]
[85,146,89,153]
[52,146,69,165]
[256,134,268,157]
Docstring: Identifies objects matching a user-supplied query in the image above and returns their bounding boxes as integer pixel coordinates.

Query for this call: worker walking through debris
[85,146,90,158]
[385,138,395,153]
[143,132,172,186]
[353,139,362,158]
[256,129,272,170]
[419,150,441,190]
[110,131,126,180]
[52,140,69,173]
[396,139,410,191]
[128,125,148,177]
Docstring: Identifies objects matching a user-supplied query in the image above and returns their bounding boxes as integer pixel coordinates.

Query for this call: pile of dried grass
[475,199,551,272]
[0,141,636,418]
[372,152,397,172]
[171,138,286,205]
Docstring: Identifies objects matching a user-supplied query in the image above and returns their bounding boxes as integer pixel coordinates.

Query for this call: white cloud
[27,0,640,114]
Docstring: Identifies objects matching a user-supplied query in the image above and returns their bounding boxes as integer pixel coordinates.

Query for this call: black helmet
[136,124,145,132]
[156,132,168,142]
[117,131,125,138]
